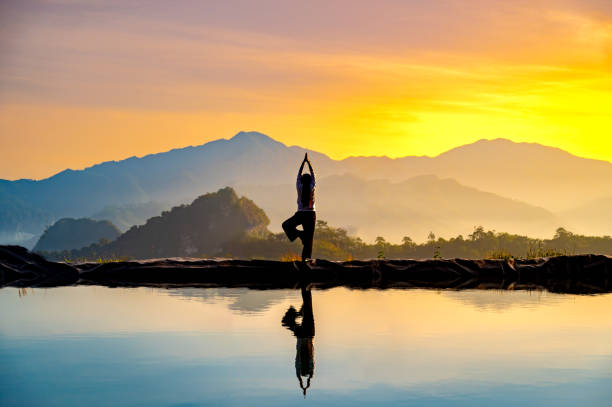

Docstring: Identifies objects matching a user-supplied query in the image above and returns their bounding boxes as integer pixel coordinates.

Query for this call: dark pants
[282,211,316,260]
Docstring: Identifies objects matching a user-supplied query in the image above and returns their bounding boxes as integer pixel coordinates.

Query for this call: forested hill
[43,187,269,260]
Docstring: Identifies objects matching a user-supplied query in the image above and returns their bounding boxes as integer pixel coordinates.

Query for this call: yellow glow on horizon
[1,3,612,179]
[2,54,612,180]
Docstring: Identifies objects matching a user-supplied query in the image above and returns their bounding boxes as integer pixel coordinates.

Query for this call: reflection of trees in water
[282,287,315,397]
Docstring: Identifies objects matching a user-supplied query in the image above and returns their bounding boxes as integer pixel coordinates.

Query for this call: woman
[282,153,316,261]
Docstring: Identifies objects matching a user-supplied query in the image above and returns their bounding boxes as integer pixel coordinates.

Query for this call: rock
[1,246,610,294]
[0,245,79,287]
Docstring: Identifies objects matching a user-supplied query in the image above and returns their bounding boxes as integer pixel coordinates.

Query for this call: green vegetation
[226,224,612,261]
[46,219,612,262]
[38,187,612,262]
[62,256,130,264]
[40,187,269,261]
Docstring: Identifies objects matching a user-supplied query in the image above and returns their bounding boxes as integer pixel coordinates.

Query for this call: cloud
[1,0,612,178]
[2,0,611,109]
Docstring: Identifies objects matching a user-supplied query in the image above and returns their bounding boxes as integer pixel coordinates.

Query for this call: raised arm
[297,160,306,184]
[297,153,307,182]
[306,159,315,186]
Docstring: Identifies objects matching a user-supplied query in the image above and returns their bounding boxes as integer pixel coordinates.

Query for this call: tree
[469,226,485,241]
[402,236,415,247]
[375,236,387,246]
[554,227,572,240]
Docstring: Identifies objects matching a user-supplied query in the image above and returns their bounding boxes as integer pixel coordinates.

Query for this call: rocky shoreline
[1,245,611,294]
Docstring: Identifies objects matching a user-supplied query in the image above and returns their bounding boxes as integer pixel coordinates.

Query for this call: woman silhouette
[282,153,316,261]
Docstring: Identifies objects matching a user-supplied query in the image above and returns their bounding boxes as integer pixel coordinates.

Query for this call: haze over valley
[1,131,611,247]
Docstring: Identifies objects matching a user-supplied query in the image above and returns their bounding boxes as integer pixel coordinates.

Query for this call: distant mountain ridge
[342,138,612,212]
[239,173,560,242]
[91,202,170,232]
[0,131,337,215]
[1,131,611,244]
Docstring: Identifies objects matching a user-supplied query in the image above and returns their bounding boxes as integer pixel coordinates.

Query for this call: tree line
[224,222,612,261]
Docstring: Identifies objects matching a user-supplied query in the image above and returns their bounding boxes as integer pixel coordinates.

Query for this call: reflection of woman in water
[282,287,315,397]
[282,153,316,261]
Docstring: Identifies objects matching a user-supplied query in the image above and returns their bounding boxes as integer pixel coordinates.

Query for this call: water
[1,286,611,406]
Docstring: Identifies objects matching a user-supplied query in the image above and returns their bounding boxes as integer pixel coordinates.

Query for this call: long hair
[300,173,312,208]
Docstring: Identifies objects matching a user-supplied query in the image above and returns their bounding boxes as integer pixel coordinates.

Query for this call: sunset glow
[1,0,612,179]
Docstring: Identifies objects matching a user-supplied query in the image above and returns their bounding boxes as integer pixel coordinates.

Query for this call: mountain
[342,138,612,212]
[169,288,298,314]
[0,194,53,247]
[91,201,170,232]
[238,174,560,242]
[55,187,269,259]
[2,131,611,243]
[33,218,121,252]
[560,195,612,237]
[0,131,337,242]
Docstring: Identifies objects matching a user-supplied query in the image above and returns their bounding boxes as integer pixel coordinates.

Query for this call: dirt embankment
[1,245,611,294]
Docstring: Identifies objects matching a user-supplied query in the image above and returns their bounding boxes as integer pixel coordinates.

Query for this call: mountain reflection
[167,288,297,314]
[282,287,315,397]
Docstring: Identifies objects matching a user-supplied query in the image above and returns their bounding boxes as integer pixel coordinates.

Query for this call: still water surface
[1,286,611,406]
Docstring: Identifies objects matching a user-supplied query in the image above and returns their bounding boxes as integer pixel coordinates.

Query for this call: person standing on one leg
[282,153,316,261]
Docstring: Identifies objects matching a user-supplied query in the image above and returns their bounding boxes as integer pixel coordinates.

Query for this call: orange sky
[1,0,611,180]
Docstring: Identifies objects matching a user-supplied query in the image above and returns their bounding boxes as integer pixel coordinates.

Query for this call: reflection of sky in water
[1,287,611,406]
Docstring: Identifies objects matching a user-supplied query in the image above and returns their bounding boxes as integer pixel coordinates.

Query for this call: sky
[1,0,611,180]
